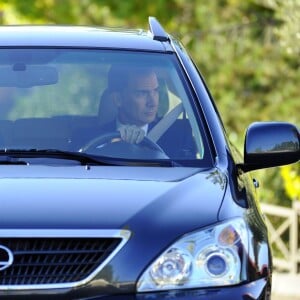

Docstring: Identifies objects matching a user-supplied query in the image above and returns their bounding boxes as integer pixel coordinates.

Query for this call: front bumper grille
[0,229,130,289]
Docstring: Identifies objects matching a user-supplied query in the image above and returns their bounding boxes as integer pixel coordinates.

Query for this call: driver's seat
[97,89,118,126]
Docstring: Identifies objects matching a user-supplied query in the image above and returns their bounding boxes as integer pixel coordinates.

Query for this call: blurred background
[0,0,299,277]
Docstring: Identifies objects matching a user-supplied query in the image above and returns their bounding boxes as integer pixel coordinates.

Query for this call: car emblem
[0,245,14,271]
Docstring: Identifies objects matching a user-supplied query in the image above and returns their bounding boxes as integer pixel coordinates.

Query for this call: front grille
[0,237,122,286]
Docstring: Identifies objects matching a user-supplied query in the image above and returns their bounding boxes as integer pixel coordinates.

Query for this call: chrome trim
[0,229,131,291]
[0,245,14,271]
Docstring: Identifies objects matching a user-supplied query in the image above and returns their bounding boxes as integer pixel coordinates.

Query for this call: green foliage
[1,0,298,205]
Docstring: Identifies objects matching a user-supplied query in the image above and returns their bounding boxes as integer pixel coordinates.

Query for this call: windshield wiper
[0,149,117,166]
[0,149,177,167]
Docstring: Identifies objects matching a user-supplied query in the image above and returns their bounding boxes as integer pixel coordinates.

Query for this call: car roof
[0,18,174,52]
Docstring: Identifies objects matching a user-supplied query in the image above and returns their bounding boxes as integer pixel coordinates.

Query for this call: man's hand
[118,125,145,144]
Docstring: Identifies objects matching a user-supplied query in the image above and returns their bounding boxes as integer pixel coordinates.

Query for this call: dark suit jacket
[71,118,197,159]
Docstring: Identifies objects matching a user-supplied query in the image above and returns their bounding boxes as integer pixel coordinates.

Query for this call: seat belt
[147,103,183,143]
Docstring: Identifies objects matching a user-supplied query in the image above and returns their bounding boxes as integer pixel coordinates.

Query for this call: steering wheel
[79,131,169,159]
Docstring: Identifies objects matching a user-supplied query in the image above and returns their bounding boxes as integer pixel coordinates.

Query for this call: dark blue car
[0,17,299,299]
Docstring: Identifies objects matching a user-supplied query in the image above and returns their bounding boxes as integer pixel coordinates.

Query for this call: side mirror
[239,122,299,172]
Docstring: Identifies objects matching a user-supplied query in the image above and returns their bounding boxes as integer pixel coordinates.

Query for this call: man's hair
[107,65,156,92]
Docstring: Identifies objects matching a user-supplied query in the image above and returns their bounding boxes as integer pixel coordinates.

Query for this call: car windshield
[0,48,212,166]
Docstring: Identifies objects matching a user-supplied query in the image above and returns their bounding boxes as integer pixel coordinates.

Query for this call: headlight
[137,218,248,292]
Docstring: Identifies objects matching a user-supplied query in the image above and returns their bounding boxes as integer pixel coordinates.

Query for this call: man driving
[107,66,160,144]
[72,65,197,159]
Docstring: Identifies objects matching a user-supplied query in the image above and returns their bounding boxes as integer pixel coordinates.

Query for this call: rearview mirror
[0,64,58,87]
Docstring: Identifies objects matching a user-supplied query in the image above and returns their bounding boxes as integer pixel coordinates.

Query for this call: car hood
[0,165,227,233]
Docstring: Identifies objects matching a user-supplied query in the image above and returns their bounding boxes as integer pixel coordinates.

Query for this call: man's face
[118,71,159,126]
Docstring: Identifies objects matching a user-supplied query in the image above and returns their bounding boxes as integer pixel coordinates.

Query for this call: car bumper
[135,279,268,300]
[0,277,269,300]
[136,278,269,300]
